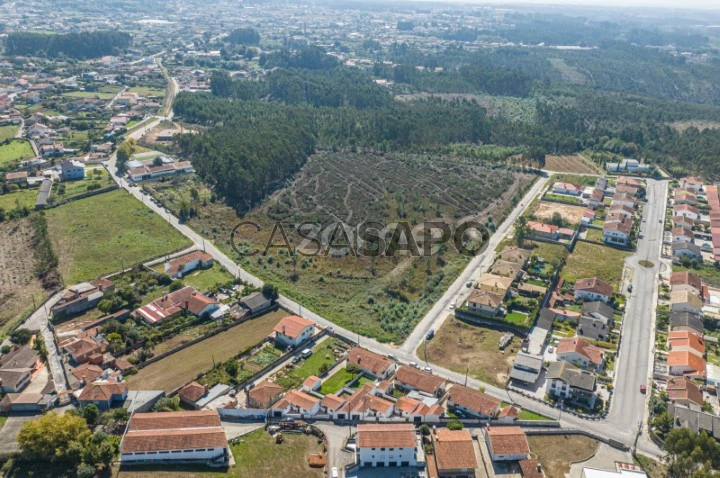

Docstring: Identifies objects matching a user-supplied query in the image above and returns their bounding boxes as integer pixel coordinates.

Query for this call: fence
[525,428,629,451]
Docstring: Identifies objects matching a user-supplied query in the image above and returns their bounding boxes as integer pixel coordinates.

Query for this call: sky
[426,0,720,9]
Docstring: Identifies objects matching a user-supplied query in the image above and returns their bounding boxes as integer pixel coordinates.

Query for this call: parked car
[409,361,418,368]
[426,330,435,340]
[466,281,473,287]
[423,367,433,373]
[640,384,647,394]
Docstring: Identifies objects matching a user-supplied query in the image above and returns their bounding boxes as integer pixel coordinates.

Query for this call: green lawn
[0,139,35,167]
[274,339,340,390]
[529,241,569,268]
[505,311,530,327]
[318,367,355,395]
[0,188,37,211]
[46,189,191,283]
[150,263,235,293]
[55,170,114,199]
[562,242,631,290]
[518,408,553,421]
[0,125,19,142]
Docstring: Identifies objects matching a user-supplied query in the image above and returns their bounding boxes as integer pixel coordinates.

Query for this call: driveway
[221,420,264,440]
[0,416,34,454]
[314,422,356,474]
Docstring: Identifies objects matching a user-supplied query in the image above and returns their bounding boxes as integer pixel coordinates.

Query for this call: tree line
[5,30,132,59]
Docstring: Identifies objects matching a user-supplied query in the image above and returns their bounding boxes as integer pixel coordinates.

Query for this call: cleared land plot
[0,188,37,211]
[151,263,235,292]
[528,434,598,478]
[0,139,35,167]
[115,428,323,478]
[62,87,122,100]
[53,308,105,338]
[0,125,19,142]
[533,201,586,226]
[562,242,631,291]
[128,86,166,97]
[127,309,285,392]
[144,152,534,343]
[421,316,519,387]
[544,154,602,174]
[45,189,190,283]
[0,219,47,335]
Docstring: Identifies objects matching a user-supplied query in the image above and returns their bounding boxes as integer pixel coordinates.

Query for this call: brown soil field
[419,316,519,387]
[533,201,587,225]
[126,309,286,392]
[545,155,602,174]
[528,434,599,478]
[0,219,47,334]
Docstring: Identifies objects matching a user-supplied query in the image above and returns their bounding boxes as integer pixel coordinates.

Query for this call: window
[171,450,181,453]
[381,448,385,451]
[159,451,170,454]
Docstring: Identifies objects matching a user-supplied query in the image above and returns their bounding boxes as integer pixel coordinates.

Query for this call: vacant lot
[563,242,631,291]
[528,434,598,478]
[0,125,18,142]
[128,86,166,97]
[545,155,602,174]
[145,152,535,342]
[45,189,190,283]
[273,338,343,390]
[0,139,35,167]
[421,316,519,387]
[0,219,47,335]
[0,188,37,211]
[533,201,586,225]
[152,263,234,292]
[127,309,285,392]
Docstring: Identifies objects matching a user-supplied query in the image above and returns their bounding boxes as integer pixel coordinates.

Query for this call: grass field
[545,154,602,174]
[517,409,553,421]
[127,309,285,392]
[143,152,535,343]
[114,428,323,477]
[62,86,122,100]
[563,242,631,291]
[0,125,19,142]
[0,139,35,167]
[0,188,37,211]
[128,86,166,97]
[45,189,190,283]
[273,338,341,390]
[318,367,355,394]
[528,241,569,269]
[151,263,235,292]
[421,316,519,387]
[528,434,598,478]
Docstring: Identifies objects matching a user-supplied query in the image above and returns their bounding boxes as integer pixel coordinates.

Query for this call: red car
[640,384,647,394]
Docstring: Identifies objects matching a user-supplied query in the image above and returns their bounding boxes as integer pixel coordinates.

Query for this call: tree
[17,412,91,463]
[652,411,673,435]
[10,328,33,345]
[664,428,720,477]
[515,216,528,247]
[228,27,260,45]
[81,404,100,427]
[76,463,95,478]
[153,396,181,412]
[447,419,463,430]
[262,283,279,300]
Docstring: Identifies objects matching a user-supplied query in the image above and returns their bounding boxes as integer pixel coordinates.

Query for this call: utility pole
[465,365,469,387]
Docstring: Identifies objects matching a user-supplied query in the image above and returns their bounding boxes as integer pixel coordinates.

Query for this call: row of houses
[603,177,642,247]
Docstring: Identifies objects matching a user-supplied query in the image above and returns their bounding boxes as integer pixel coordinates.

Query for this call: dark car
[426,330,435,340]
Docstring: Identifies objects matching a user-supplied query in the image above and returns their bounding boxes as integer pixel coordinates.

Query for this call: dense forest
[4,30,132,59]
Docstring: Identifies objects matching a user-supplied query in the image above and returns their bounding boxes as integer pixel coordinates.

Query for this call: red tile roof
[78,381,127,402]
[667,376,703,406]
[247,380,284,407]
[574,278,613,297]
[273,315,315,339]
[358,424,416,448]
[165,250,213,277]
[667,351,706,377]
[448,385,500,417]
[70,363,103,382]
[486,426,530,456]
[348,347,393,376]
[122,410,226,454]
[557,337,605,365]
[434,429,477,471]
[395,365,445,395]
[179,381,207,403]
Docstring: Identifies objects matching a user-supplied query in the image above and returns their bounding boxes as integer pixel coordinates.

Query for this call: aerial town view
[0,0,720,476]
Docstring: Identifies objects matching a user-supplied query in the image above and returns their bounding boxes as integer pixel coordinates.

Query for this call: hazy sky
[429,0,720,9]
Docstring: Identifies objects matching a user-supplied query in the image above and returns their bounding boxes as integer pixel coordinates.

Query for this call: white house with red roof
[556,336,605,371]
[164,251,213,279]
[573,278,613,303]
[273,315,315,348]
[134,286,219,326]
[357,423,420,468]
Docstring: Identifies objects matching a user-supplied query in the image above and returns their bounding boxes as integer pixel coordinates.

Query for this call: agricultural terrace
[143,151,536,342]
[0,218,48,335]
[126,309,285,392]
[45,189,190,283]
[421,316,520,387]
[0,139,35,167]
[562,242,631,291]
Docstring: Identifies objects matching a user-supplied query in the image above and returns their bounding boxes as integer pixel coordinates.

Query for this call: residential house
[0,368,31,393]
[446,384,500,419]
[477,273,513,297]
[546,361,597,408]
[0,346,41,371]
[556,337,605,371]
[666,377,703,410]
[467,289,504,317]
[62,335,106,365]
[490,260,523,281]
[164,251,214,279]
[70,363,105,385]
[577,316,610,341]
[485,427,530,462]
[671,228,694,244]
[271,389,320,416]
[336,384,394,420]
[611,193,637,209]
[674,192,697,207]
[509,352,543,384]
[670,271,703,296]
[500,247,531,267]
[394,366,446,397]
[667,351,706,379]
[518,282,547,298]
[347,347,396,379]
[120,410,229,465]
[133,286,219,326]
[582,302,615,325]
[51,278,115,317]
[674,204,700,221]
[588,189,604,209]
[557,227,576,241]
[669,311,704,335]
[673,216,695,230]
[357,423,419,468]
[40,142,64,156]
[127,161,195,182]
[527,221,559,240]
[553,182,582,196]
[77,381,128,410]
[273,315,315,349]
[609,204,635,218]
[394,396,444,423]
[60,159,85,181]
[431,429,478,477]
[582,208,597,224]
[179,382,208,409]
[247,380,284,409]
[5,171,28,184]
[302,376,322,393]
[679,177,703,193]
[667,331,705,357]
[0,393,53,414]
[320,394,346,416]
[574,278,613,303]
[672,242,703,262]
[615,184,639,197]
[238,292,273,315]
[603,220,632,246]
[669,290,703,316]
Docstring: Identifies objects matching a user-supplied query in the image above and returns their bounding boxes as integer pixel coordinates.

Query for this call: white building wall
[121,446,227,463]
[359,446,417,467]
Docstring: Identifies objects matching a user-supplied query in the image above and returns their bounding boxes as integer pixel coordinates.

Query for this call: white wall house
[357,424,421,468]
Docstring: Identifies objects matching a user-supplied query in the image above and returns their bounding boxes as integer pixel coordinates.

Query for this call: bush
[447,419,463,430]
[10,328,33,345]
